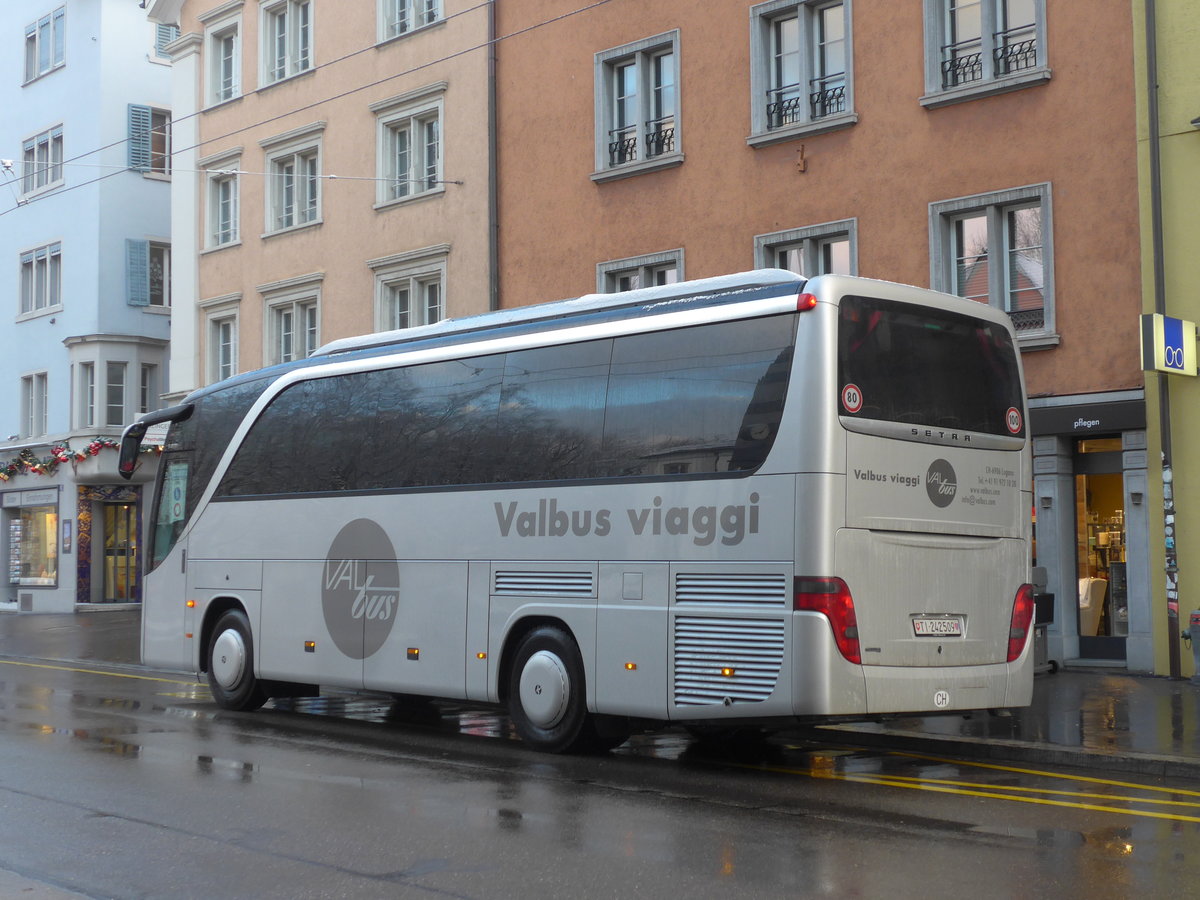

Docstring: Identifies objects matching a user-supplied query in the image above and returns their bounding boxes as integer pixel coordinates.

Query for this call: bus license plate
[913,617,963,636]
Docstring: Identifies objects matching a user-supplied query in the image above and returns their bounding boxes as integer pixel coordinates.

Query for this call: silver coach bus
[121,270,1034,753]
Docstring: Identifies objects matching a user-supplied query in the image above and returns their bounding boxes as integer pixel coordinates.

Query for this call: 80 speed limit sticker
[841,383,863,414]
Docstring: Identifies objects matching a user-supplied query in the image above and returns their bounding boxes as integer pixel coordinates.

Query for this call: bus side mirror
[118,422,147,480]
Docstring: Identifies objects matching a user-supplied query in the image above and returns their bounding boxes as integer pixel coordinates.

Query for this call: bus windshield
[837,294,1025,438]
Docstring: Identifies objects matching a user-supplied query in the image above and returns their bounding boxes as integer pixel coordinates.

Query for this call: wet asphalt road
[0,612,1198,898]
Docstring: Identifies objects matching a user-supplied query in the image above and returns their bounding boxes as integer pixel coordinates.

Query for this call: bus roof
[313,269,805,357]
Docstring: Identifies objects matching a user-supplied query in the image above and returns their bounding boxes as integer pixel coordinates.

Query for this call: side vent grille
[674,616,785,706]
[493,571,595,597]
[675,573,788,608]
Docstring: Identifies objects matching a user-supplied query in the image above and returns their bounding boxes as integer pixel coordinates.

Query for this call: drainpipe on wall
[488,0,500,311]
[1145,0,1182,678]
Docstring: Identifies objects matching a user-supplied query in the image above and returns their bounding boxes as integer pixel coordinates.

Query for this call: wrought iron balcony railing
[608,125,638,166]
[645,116,675,158]
[766,83,804,129]
[809,73,846,120]
[941,38,984,88]
[994,25,1037,76]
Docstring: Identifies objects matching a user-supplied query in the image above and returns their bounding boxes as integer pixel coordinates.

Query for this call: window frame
[202,294,242,384]
[748,0,856,147]
[20,372,49,439]
[368,244,449,332]
[259,273,323,365]
[597,249,685,293]
[378,0,442,43]
[920,0,1049,108]
[201,3,243,106]
[929,182,1057,349]
[79,361,96,428]
[260,123,325,236]
[593,30,684,183]
[128,105,172,177]
[754,219,857,276]
[21,124,64,197]
[105,362,128,428]
[372,84,445,208]
[24,6,65,84]
[18,241,63,320]
[260,0,313,87]
[154,23,181,60]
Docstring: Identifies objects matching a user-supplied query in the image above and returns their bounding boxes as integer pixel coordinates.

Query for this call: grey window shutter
[128,105,151,171]
[126,239,150,306]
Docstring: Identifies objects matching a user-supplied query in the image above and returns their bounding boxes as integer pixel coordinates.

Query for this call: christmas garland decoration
[0,440,162,482]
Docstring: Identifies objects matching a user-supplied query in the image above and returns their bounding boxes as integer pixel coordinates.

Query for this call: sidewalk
[2,607,1198,776]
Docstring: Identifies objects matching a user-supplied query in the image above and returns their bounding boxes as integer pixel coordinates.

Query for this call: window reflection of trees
[217,316,796,496]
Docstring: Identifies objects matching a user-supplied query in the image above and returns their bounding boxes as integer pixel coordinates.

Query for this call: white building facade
[1,0,174,611]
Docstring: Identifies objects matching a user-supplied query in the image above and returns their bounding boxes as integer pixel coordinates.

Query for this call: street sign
[1141,313,1197,376]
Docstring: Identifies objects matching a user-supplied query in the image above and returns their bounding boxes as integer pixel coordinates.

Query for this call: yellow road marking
[0,658,197,685]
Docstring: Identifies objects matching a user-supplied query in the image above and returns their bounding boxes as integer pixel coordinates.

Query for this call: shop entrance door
[1075,437,1126,661]
[103,503,138,603]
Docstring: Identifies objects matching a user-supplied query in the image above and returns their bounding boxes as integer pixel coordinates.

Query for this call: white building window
[19,242,62,317]
[368,246,448,332]
[260,274,322,365]
[594,31,682,181]
[204,10,241,105]
[21,125,63,196]
[24,7,65,83]
[204,299,240,384]
[209,170,240,247]
[380,0,440,41]
[126,240,170,308]
[262,0,312,85]
[372,85,444,206]
[269,298,318,364]
[140,364,159,415]
[597,249,684,293]
[930,183,1055,346]
[105,362,127,428]
[79,362,96,428]
[21,373,49,439]
[748,1,855,146]
[261,124,324,234]
[754,219,856,276]
[921,0,1048,107]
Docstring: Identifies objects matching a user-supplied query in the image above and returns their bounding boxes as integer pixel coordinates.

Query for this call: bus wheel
[507,626,591,753]
[207,610,268,711]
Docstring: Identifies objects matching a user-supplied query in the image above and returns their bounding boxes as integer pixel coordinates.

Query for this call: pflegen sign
[1141,313,1197,376]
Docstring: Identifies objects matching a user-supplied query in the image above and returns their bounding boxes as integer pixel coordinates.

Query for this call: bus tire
[507,625,592,753]
[207,609,269,712]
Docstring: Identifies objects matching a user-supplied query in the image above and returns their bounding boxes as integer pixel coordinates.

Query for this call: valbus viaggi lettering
[494,495,761,547]
[323,558,397,621]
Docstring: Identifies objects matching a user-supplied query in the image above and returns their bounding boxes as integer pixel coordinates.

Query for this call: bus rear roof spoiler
[118,403,194,480]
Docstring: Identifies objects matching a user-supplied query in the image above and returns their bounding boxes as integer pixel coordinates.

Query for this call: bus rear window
[838,295,1025,438]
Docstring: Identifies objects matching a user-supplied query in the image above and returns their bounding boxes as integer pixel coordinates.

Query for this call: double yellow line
[758,749,1200,824]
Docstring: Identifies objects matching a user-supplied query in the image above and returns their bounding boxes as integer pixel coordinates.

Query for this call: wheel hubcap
[211,628,247,690]
[519,650,569,729]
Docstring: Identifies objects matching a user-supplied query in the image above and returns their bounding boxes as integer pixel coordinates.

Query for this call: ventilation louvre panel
[493,570,595,597]
[673,616,785,706]
[675,572,788,608]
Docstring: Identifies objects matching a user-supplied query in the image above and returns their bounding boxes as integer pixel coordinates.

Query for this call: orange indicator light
[624,662,637,671]
[721,667,736,678]
[476,652,487,660]
[185,600,196,608]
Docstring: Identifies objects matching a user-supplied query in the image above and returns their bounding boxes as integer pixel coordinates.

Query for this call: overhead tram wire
[0,0,619,219]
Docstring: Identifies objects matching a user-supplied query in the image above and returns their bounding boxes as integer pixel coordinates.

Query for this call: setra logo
[322,519,400,659]
[925,459,958,508]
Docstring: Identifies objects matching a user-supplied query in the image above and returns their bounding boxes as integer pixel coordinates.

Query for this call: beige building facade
[152,0,494,399]
[495,2,1151,671]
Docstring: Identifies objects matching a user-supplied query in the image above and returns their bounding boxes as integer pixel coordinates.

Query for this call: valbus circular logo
[322,519,399,659]
[925,459,957,508]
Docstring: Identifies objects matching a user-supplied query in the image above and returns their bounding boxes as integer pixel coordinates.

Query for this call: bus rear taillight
[795,576,860,664]
[798,293,818,311]
[1007,584,1035,662]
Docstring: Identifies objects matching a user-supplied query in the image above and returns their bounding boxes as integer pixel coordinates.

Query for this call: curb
[792,724,1200,779]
